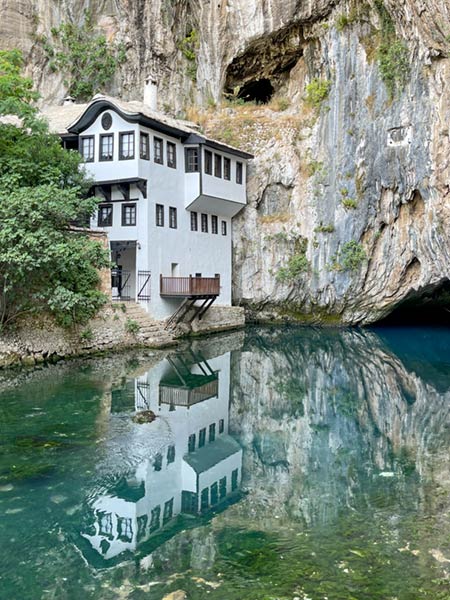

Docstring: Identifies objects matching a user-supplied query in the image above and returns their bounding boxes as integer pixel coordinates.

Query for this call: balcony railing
[160,275,220,297]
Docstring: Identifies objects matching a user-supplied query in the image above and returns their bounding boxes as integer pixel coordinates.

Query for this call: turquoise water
[0,327,449,600]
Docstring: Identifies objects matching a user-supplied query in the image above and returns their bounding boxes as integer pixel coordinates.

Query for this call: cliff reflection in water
[77,326,450,596]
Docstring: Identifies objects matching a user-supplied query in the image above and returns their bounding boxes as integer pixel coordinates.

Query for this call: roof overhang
[186,194,246,218]
[91,177,147,201]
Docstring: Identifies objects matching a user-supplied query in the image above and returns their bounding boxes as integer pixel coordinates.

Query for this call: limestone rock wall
[2,0,450,323]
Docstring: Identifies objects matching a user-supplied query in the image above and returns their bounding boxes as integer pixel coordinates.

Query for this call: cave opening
[237,78,275,104]
[374,280,450,327]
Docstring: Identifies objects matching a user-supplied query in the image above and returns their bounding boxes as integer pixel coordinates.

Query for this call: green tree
[0,50,109,328]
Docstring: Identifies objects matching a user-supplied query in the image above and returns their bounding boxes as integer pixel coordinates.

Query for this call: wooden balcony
[159,377,219,408]
[160,275,220,297]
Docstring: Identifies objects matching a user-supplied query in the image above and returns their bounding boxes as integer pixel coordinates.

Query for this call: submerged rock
[132,410,157,424]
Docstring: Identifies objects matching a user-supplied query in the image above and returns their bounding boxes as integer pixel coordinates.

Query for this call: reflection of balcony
[159,375,219,408]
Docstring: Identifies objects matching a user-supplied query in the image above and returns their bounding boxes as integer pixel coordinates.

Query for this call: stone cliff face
[2,0,450,324]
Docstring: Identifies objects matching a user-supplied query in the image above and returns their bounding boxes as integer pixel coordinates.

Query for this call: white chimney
[63,95,76,105]
[144,78,158,111]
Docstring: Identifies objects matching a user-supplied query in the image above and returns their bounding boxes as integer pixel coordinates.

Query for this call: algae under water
[0,326,449,599]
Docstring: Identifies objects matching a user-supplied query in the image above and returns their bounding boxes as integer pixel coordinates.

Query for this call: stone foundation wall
[189,306,245,335]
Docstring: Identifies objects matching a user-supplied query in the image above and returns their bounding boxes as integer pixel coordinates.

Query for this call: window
[188,433,196,453]
[219,418,224,434]
[231,468,239,491]
[236,161,243,184]
[209,422,216,443]
[201,213,208,233]
[167,445,175,464]
[154,137,163,164]
[150,506,160,532]
[117,517,133,542]
[98,204,113,227]
[190,211,198,231]
[181,491,198,515]
[80,136,94,162]
[219,476,227,499]
[224,157,231,180]
[211,215,218,234]
[201,487,209,511]
[140,132,149,159]
[99,512,113,537]
[154,453,162,471]
[214,154,222,177]
[99,134,113,161]
[210,482,218,505]
[121,203,136,226]
[199,428,206,448]
[221,220,227,236]
[156,204,164,227]
[169,207,177,229]
[137,515,148,541]
[119,132,135,160]
[167,142,176,168]
[204,149,213,174]
[185,147,199,172]
[163,498,174,523]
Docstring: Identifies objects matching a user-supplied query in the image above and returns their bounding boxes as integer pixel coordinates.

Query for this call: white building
[43,89,253,321]
[80,348,242,566]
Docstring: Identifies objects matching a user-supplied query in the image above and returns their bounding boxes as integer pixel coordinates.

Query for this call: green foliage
[178,29,199,81]
[276,238,310,283]
[342,197,358,209]
[0,51,109,328]
[125,318,140,335]
[0,50,40,125]
[315,224,335,233]
[41,11,126,101]
[336,14,351,31]
[80,327,94,341]
[374,1,410,98]
[332,241,367,272]
[305,78,331,109]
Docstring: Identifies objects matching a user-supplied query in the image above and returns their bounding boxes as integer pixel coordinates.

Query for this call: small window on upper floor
[224,157,231,180]
[219,418,224,434]
[209,422,216,443]
[201,213,208,233]
[156,204,164,227]
[188,433,196,453]
[167,445,175,464]
[211,215,218,234]
[190,211,198,231]
[122,203,136,226]
[140,132,150,160]
[98,204,113,227]
[236,161,243,184]
[154,137,163,164]
[99,134,113,161]
[80,136,94,162]
[167,142,177,168]
[214,154,222,178]
[185,147,199,172]
[119,132,135,160]
[169,207,177,229]
[221,220,227,236]
[204,149,213,175]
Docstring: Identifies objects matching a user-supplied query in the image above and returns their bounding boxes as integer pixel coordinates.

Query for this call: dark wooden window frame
[167,141,177,169]
[221,220,227,236]
[121,202,137,226]
[80,135,95,163]
[119,131,135,160]
[214,153,222,178]
[224,157,231,180]
[185,147,199,172]
[156,203,164,227]
[190,211,198,231]
[154,137,163,164]
[98,203,113,227]
[211,215,218,234]
[201,213,208,233]
[204,149,213,175]
[236,161,243,184]
[169,206,177,229]
[140,132,150,160]
[99,133,114,162]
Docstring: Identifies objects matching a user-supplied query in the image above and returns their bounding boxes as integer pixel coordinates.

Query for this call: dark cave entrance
[374,280,450,327]
[237,78,275,104]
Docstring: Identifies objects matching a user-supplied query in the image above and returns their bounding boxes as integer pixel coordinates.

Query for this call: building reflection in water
[81,348,242,564]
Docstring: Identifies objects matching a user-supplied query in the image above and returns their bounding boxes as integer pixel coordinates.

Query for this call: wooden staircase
[123,303,177,348]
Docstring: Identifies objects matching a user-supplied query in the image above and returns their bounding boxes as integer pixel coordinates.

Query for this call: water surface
[0,327,449,599]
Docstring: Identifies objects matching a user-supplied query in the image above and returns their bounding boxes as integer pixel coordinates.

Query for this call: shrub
[80,327,94,341]
[342,197,358,209]
[305,78,331,109]
[315,224,335,233]
[125,318,140,335]
[334,241,367,271]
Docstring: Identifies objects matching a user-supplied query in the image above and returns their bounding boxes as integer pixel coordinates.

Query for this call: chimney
[63,95,76,105]
[144,78,158,111]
